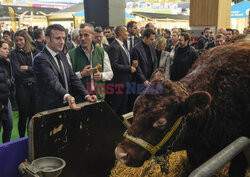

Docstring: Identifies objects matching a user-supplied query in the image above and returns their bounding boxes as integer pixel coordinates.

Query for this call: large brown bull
[115,35,250,176]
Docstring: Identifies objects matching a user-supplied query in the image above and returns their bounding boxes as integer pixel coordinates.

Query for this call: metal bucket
[31,157,66,177]
[19,157,66,177]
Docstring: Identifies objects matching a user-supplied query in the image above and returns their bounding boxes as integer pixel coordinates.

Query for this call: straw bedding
[110,150,250,177]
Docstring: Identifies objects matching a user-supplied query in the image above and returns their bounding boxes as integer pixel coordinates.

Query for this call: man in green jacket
[68,23,113,100]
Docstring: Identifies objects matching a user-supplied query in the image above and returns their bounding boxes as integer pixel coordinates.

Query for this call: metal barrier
[189,136,250,177]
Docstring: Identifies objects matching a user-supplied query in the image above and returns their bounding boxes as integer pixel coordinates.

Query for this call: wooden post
[190,0,231,32]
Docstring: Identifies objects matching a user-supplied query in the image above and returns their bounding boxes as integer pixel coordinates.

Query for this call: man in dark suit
[34,28,46,51]
[128,28,158,111]
[93,26,109,51]
[124,21,140,54]
[33,24,97,113]
[106,26,138,115]
[131,28,158,86]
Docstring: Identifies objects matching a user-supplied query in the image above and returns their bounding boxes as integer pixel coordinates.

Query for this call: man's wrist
[84,95,90,100]
[63,94,70,103]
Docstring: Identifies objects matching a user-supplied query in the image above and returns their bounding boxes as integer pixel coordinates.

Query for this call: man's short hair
[79,23,94,33]
[71,29,79,41]
[115,25,125,37]
[145,23,153,29]
[215,34,224,39]
[94,26,103,33]
[127,21,137,29]
[204,27,211,32]
[143,29,155,38]
[226,28,234,34]
[45,24,65,37]
[105,26,112,31]
[180,28,187,33]
[180,32,190,41]
[3,30,11,36]
[164,29,171,35]
[34,29,43,40]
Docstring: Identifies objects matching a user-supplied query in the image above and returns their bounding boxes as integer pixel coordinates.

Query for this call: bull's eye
[153,117,167,130]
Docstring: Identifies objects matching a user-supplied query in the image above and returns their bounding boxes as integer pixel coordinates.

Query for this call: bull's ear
[150,68,165,82]
[184,91,212,113]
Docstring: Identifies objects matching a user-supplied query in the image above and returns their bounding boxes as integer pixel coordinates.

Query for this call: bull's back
[183,36,250,166]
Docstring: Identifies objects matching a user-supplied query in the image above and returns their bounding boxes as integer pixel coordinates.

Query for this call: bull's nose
[115,146,128,164]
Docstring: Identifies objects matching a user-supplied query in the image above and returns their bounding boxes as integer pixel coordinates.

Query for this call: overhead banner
[8,7,16,32]
[231,1,250,18]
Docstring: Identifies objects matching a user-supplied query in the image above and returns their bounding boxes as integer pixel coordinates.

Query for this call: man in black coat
[93,26,109,51]
[34,28,46,51]
[124,21,140,54]
[131,28,158,86]
[106,26,137,115]
[196,27,211,50]
[33,24,97,113]
[128,29,158,111]
[170,32,198,81]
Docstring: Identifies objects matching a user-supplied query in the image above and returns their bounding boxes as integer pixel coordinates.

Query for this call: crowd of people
[0,21,248,144]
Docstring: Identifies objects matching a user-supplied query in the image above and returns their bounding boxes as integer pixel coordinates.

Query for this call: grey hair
[79,23,94,33]
[71,28,79,41]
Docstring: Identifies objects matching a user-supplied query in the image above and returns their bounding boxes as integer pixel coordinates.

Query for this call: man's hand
[132,60,138,68]
[86,95,98,102]
[20,65,28,70]
[144,80,151,87]
[131,66,136,73]
[94,72,102,81]
[80,65,95,77]
[66,95,82,111]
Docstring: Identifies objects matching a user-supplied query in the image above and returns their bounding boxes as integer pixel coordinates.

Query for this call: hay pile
[110,150,244,177]
[110,150,188,177]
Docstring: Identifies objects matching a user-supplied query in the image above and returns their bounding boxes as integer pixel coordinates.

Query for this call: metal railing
[189,136,250,177]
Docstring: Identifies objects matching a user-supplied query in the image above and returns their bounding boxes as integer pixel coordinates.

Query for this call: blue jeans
[0,99,13,143]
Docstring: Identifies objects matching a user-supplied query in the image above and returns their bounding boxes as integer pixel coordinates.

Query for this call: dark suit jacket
[124,36,140,53]
[131,41,158,83]
[33,47,88,113]
[107,39,132,84]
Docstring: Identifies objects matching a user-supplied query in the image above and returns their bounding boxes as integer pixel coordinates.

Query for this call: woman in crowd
[155,36,168,67]
[0,40,13,143]
[159,31,179,79]
[10,30,39,138]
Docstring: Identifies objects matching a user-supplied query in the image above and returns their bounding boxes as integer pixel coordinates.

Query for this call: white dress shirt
[67,45,113,90]
[127,36,134,52]
[115,38,130,64]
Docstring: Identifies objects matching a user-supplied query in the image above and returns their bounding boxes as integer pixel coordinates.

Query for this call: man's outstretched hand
[66,95,82,111]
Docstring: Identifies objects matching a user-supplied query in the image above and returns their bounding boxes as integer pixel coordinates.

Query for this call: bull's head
[115,68,212,167]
